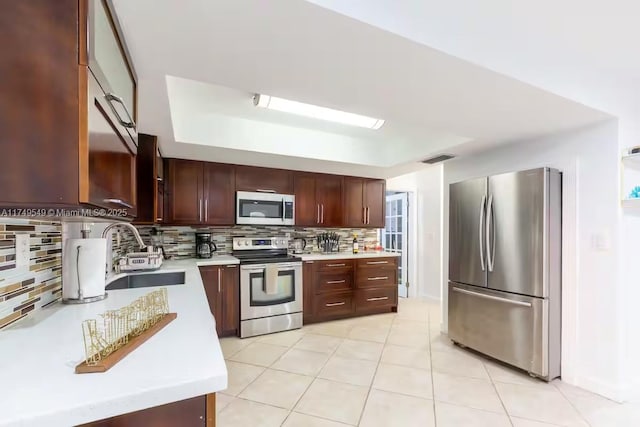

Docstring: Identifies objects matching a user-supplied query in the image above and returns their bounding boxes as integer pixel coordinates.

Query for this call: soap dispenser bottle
[352,233,359,254]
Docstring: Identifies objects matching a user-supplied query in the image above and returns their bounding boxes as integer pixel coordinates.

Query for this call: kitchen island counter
[0,258,230,427]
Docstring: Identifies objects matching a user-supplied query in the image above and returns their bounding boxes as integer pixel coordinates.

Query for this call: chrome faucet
[101,222,147,250]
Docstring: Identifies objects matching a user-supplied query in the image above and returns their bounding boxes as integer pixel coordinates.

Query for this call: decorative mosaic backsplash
[114,225,381,260]
[0,219,62,330]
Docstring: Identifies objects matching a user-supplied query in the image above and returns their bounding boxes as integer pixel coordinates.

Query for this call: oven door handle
[241,264,301,273]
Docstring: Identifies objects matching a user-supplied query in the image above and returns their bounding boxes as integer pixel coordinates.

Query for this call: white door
[382,193,409,298]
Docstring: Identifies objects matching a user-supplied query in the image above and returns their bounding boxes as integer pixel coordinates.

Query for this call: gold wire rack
[76,288,177,374]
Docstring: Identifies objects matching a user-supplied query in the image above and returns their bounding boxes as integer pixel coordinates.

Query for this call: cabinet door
[166,159,203,224]
[317,175,343,227]
[235,165,293,194]
[87,71,137,216]
[0,0,80,206]
[294,173,318,226]
[343,178,365,227]
[87,0,137,134]
[221,265,240,336]
[199,266,222,336]
[204,163,235,225]
[80,395,207,427]
[364,179,386,228]
[134,133,158,224]
[303,261,314,324]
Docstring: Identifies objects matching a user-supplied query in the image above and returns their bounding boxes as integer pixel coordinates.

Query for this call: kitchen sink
[106,271,185,291]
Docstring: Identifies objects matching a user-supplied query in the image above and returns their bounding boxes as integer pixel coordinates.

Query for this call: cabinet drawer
[356,267,397,288]
[314,292,354,318]
[317,259,354,273]
[315,272,352,293]
[355,288,397,312]
[356,257,397,269]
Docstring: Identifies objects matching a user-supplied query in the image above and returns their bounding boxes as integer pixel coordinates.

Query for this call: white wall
[387,165,443,301]
[442,121,623,400]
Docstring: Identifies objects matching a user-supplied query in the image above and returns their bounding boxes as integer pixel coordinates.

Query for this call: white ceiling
[307,0,640,141]
[112,0,611,178]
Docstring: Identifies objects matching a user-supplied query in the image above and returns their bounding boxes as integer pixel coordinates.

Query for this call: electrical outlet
[15,234,30,268]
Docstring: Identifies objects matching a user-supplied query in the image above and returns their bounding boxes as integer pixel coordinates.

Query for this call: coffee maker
[195,232,217,258]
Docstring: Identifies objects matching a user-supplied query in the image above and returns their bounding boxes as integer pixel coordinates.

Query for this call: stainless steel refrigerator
[448,167,561,380]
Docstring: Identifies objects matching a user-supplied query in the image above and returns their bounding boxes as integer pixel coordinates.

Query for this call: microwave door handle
[282,199,286,220]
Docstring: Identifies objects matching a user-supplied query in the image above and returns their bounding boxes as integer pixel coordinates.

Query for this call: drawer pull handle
[326,263,346,267]
[367,276,389,281]
[226,265,237,268]
[326,280,346,284]
[366,296,389,302]
[326,302,346,307]
[366,261,388,265]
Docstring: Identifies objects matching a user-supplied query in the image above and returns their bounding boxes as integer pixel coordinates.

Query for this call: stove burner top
[232,249,301,265]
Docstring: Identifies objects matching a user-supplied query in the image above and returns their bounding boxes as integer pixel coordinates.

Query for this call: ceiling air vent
[421,154,455,164]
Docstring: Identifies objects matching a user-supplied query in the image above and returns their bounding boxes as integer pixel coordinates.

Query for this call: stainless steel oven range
[233,236,302,338]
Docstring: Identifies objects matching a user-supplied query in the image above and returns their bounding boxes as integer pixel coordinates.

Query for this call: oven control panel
[233,236,289,251]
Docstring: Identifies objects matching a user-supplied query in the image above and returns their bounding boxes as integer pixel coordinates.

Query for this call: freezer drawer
[448,282,558,380]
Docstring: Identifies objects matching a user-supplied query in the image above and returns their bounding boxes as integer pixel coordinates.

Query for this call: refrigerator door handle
[452,286,532,307]
[479,195,487,271]
[486,194,495,271]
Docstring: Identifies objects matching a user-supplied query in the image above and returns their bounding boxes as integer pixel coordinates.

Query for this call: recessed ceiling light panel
[253,94,384,130]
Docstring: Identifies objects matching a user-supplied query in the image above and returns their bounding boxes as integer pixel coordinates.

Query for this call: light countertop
[296,251,401,261]
[180,254,240,266]
[0,259,229,427]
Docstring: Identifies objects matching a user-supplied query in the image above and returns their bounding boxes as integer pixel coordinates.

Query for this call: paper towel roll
[62,238,107,301]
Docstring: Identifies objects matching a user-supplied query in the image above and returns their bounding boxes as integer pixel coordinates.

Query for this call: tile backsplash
[0,219,62,330]
[114,225,381,261]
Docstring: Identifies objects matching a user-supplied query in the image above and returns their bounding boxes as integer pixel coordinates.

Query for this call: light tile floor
[216,298,638,427]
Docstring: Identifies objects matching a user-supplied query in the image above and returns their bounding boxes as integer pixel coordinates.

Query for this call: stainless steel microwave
[236,191,295,226]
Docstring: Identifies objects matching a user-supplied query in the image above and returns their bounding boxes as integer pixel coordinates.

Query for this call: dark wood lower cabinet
[199,265,240,337]
[304,257,399,324]
[78,394,216,427]
[303,261,315,324]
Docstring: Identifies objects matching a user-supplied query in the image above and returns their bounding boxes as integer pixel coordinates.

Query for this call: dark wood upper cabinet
[134,134,163,224]
[203,163,235,225]
[294,173,343,227]
[165,159,203,225]
[0,0,138,216]
[235,165,293,194]
[165,159,235,225]
[364,179,386,228]
[294,173,318,226]
[317,175,343,227]
[343,178,386,228]
[343,178,366,227]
